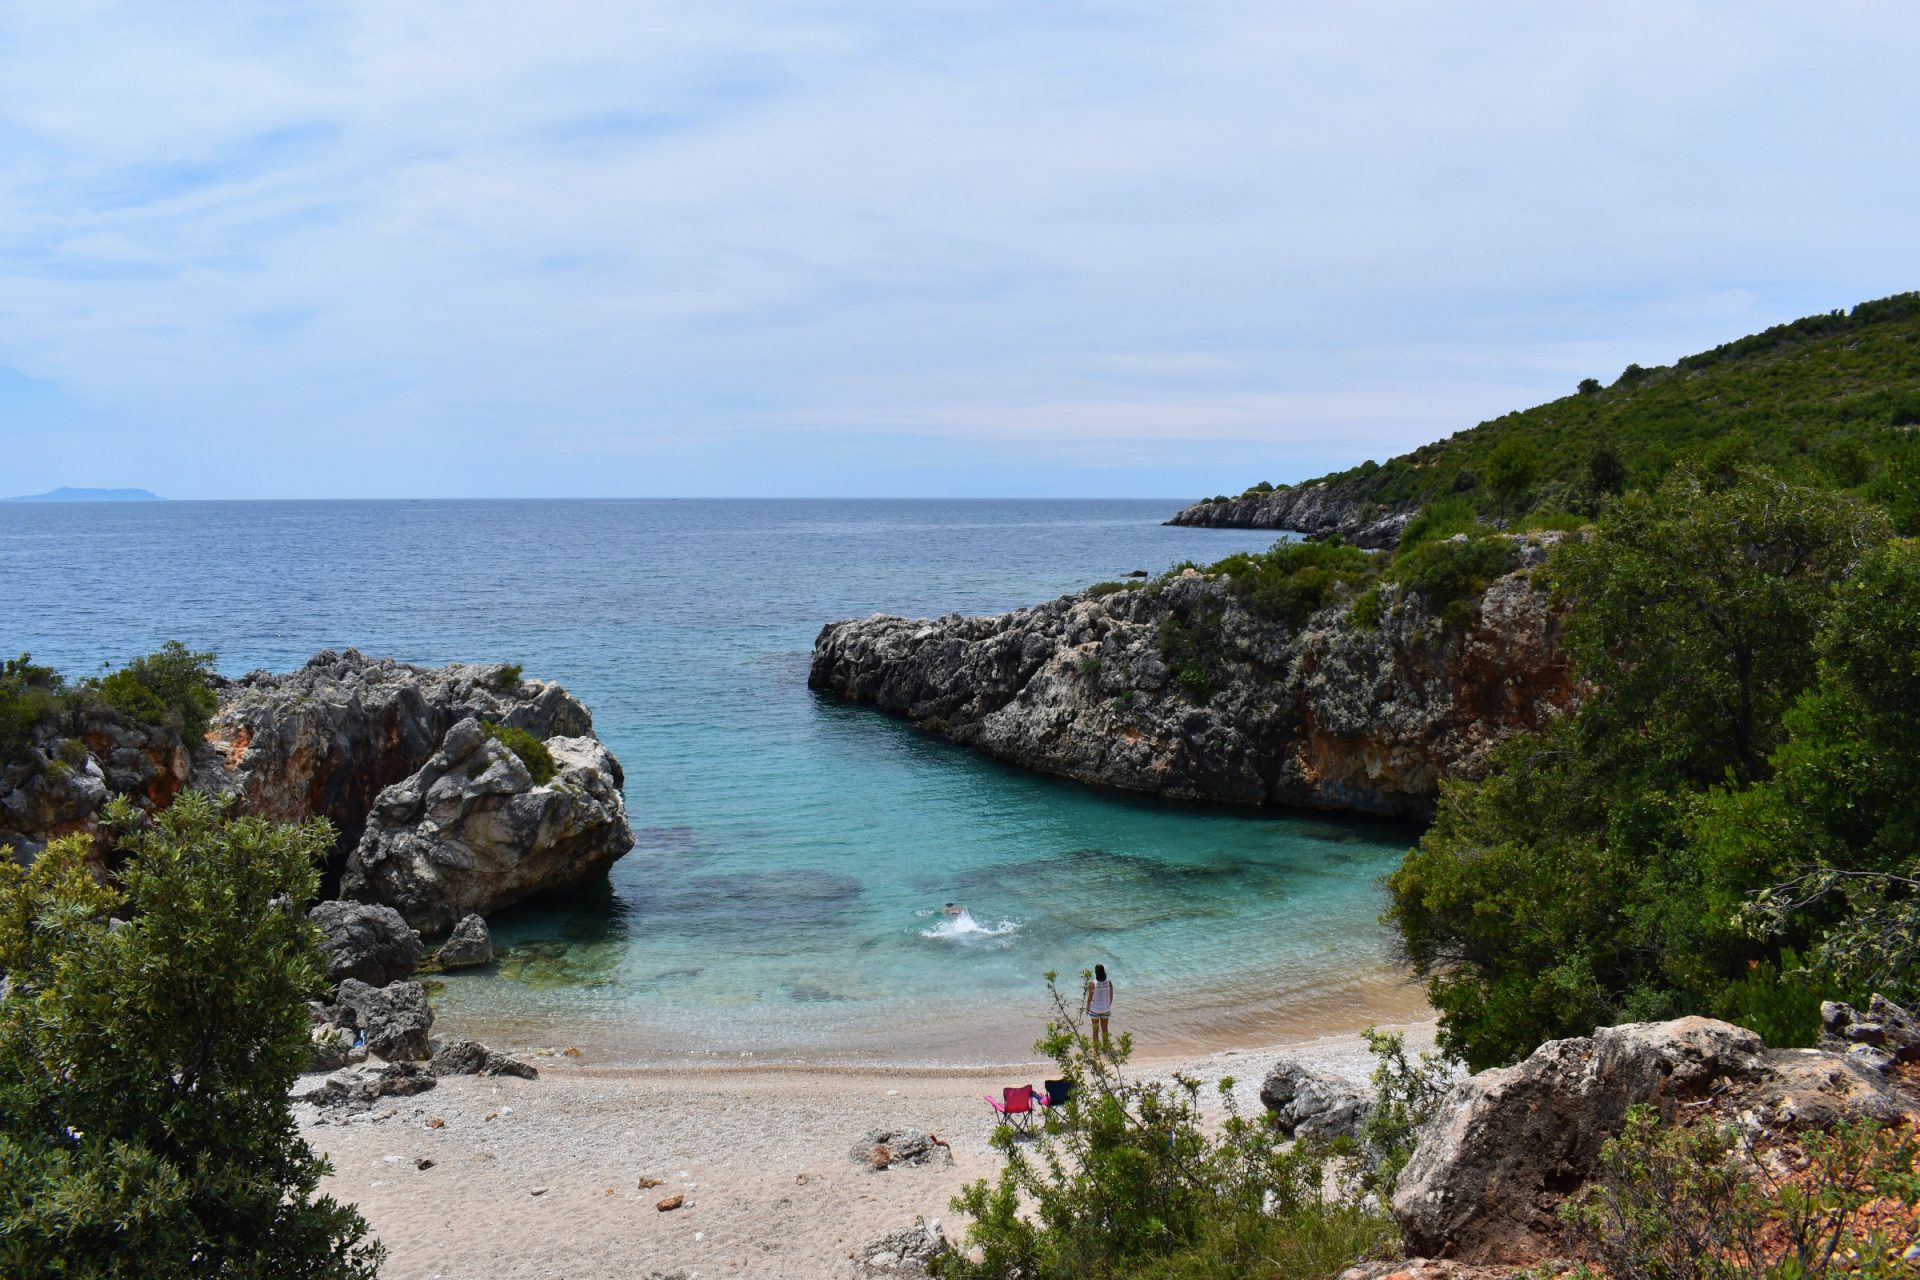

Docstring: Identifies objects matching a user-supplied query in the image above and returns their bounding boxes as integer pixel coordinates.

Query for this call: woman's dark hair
[1094,964,1107,982]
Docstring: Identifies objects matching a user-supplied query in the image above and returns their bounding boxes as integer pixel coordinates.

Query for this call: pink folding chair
[985,1084,1036,1134]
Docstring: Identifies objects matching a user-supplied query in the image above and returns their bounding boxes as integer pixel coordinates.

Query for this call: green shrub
[935,977,1395,1280]
[1355,1029,1454,1203]
[1396,498,1483,552]
[490,664,524,691]
[1708,952,1832,1049]
[1560,1104,1920,1280]
[92,642,218,743]
[1514,508,1588,534]
[481,721,556,785]
[0,795,380,1278]
[1383,535,1516,630]
[0,654,67,765]
[1207,541,1380,629]
[1085,581,1132,598]
[1347,587,1384,632]
[1078,655,1102,678]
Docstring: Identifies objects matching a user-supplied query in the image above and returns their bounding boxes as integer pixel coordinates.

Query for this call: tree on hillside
[1484,438,1541,518]
[1388,469,1890,1069]
[0,793,380,1279]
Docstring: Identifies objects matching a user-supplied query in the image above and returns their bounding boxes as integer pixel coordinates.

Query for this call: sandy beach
[300,1018,1435,1280]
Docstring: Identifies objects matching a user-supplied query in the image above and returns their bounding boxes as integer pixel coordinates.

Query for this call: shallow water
[2,498,1425,1063]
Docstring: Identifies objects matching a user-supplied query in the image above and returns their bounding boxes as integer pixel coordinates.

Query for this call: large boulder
[1260,1060,1374,1140]
[1818,994,1920,1074]
[434,913,494,969]
[331,978,434,1062]
[1,704,197,860]
[309,900,425,987]
[205,649,598,872]
[1391,1017,1914,1263]
[340,718,633,933]
[428,1038,538,1079]
[295,1060,436,1110]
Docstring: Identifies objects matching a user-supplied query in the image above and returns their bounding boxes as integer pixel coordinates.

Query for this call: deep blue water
[0,499,1423,1063]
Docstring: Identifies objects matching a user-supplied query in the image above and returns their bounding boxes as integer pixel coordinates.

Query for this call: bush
[1396,498,1483,553]
[0,794,380,1278]
[1086,581,1133,598]
[0,654,67,764]
[1384,535,1516,630]
[935,977,1395,1280]
[1207,541,1380,629]
[490,664,524,691]
[1356,1029,1454,1203]
[93,642,218,744]
[481,721,556,785]
[1561,1104,1920,1280]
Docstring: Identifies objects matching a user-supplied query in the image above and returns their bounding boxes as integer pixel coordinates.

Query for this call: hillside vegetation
[1194,292,1920,533]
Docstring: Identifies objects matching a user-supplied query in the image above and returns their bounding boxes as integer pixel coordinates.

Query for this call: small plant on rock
[480,721,556,785]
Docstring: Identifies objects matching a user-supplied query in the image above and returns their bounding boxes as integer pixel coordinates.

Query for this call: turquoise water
[1,499,1424,1063]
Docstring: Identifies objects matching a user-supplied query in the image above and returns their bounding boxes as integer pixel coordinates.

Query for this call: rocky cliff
[1,649,634,932]
[809,538,1572,818]
[1165,482,1413,546]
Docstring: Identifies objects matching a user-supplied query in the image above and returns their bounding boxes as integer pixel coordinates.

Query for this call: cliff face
[1165,482,1412,546]
[1,649,634,932]
[809,540,1573,818]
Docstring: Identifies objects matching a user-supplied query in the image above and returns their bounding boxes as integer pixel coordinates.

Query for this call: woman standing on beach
[1083,964,1114,1051]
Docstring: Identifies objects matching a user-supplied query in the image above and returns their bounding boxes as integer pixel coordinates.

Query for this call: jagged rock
[1,705,195,858]
[309,900,425,987]
[851,1218,950,1277]
[296,1060,437,1109]
[1260,1060,1374,1139]
[331,978,434,1062]
[1166,483,1415,546]
[848,1130,945,1170]
[429,1038,538,1079]
[810,539,1571,817]
[205,649,599,870]
[341,718,633,932]
[1391,1016,1916,1264]
[435,913,494,969]
[308,1022,365,1072]
[1818,994,1920,1073]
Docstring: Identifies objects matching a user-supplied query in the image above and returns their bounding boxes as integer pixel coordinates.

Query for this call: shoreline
[301,1014,1435,1280]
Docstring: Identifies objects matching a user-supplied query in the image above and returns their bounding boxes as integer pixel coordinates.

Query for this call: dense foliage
[1,642,220,770]
[1561,1104,1919,1280]
[937,978,1396,1280]
[1193,292,1920,531]
[1387,469,1908,1068]
[0,793,380,1277]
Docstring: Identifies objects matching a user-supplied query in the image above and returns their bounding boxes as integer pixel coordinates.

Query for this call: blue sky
[3,2,1918,499]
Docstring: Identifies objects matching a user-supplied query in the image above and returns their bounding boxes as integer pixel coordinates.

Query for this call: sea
[0,498,1427,1065]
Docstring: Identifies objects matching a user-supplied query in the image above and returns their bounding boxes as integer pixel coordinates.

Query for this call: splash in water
[920,906,1020,942]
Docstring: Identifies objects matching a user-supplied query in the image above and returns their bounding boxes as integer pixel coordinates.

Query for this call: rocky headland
[1,648,635,933]
[1165,482,1413,546]
[810,538,1572,818]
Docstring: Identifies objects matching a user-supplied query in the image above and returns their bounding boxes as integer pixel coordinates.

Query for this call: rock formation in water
[2,648,634,935]
[1165,483,1413,546]
[342,717,632,933]
[810,539,1571,817]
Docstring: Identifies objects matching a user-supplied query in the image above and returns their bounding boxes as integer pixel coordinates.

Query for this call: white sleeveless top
[1088,979,1112,1016]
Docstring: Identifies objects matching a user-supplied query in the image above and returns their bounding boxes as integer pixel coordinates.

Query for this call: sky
[2,3,1919,500]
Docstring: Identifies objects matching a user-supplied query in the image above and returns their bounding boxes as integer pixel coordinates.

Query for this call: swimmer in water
[942,902,966,917]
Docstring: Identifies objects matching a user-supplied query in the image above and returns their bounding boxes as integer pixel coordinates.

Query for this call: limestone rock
[1818,994,1920,1073]
[340,718,633,932]
[851,1218,950,1277]
[1260,1060,1374,1140]
[435,913,494,969]
[1391,1016,1915,1264]
[429,1038,538,1079]
[809,538,1572,817]
[1165,483,1414,546]
[309,900,425,987]
[331,978,434,1062]
[308,1022,365,1072]
[296,1060,437,1109]
[848,1130,946,1170]
[205,649,599,871]
[1,704,196,859]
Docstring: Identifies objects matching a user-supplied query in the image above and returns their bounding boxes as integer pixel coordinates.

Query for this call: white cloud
[1,1,1918,495]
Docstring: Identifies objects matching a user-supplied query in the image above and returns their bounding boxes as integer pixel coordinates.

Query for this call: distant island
[3,486,164,502]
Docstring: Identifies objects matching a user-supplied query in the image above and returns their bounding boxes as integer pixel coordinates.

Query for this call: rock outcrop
[206,649,597,869]
[428,1038,538,1079]
[810,540,1571,816]
[1166,483,1414,547]
[435,913,494,969]
[851,1219,950,1278]
[309,901,425,987]
[1391,1015,1919,1264]
[341,718,633,933]
[1,705,198,861]
[330,977,435,1062]
[1260,1060,1375,1140]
